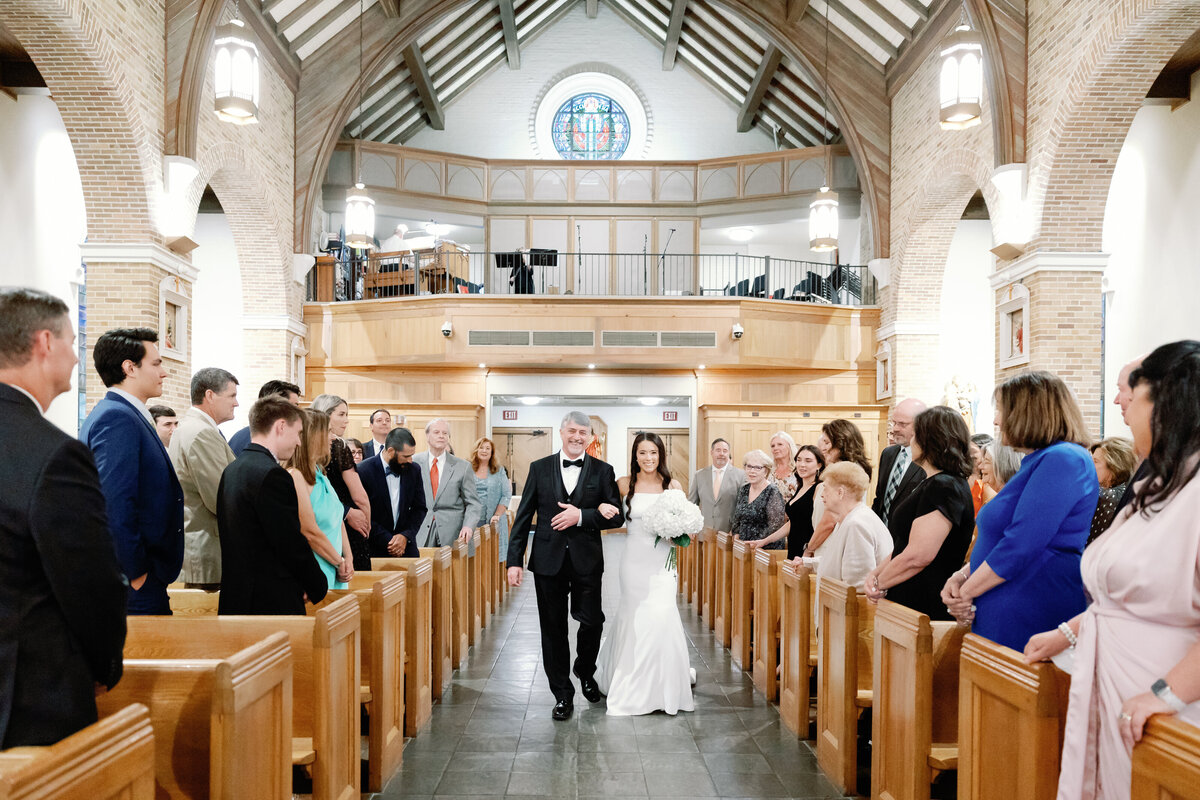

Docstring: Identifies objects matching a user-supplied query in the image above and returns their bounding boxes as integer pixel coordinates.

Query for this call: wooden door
[626,428,691,493]
[494,427,555,496]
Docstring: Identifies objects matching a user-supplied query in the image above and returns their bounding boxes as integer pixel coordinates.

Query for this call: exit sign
[663,411,678,422]
[502,410,518,420]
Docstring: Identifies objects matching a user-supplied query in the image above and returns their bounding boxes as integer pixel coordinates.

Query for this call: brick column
[876,323,943,408]
[992,252,1107,434]
[240,319,308,401]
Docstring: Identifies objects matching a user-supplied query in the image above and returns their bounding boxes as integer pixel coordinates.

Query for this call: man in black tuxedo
[357,426,425,558]
[872,397,928,525]
[0,288,127,747]
[507,411,624,720]
[217,395,329,615]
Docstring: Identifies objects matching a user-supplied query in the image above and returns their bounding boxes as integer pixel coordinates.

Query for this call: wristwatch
[1152,678,1188,712]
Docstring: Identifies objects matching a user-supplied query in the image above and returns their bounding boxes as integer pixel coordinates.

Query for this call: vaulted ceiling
[259,0,941,149]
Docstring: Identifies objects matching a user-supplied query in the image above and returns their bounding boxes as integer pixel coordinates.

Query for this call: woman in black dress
[731,449,788,550]
[311,394,373,571]
[747,445,825,558]
[863,406,975,620]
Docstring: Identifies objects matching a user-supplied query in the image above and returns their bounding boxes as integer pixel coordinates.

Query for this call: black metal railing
[308,249,877,306]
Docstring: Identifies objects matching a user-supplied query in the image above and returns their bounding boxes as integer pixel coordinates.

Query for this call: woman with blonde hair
[310,393,372,570]
[768,431,799,498]
[811,462,892,589]
[1087,436,1137,543]
[731,449,787,550]
[286,410,352,590]
[471,436,512,559]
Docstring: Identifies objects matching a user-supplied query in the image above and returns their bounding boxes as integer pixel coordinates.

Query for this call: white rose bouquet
[641,488,704,572]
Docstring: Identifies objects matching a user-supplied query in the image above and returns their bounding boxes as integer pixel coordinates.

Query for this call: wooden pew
[418,547,454,699]
[98,631,295,799]
[372,557,434,734]
[466,529,482,646]
[958,634,1069,800]
[691,528,710,612]
[752,548,786,700]
[1132,715,1200,800]
[312,572,407,793]
[0,704,155,800]
[714,531,734,647]
[701,529,717,630]
[677,527,691,599]
[872,600,964,800]
[124,599,360,800]
[816,577,876,795]
[479,524,494,625]
[730,539,755,669]
[779,561,816,738]
[450,539,469,668]
[495,521,508,606]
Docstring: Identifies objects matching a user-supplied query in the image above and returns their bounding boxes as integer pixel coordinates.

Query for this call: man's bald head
[891,398,927,447]
[1115,355,1146,423]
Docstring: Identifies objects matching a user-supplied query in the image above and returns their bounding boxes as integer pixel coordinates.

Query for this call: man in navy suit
[227,379,300,455]
[357,426,425,558]
[80,328,184,615]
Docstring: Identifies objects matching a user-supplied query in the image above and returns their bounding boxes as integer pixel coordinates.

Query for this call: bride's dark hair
[627,431,672,512]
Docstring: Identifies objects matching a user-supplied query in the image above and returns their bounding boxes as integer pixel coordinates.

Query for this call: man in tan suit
[169,367,239,590]
[687,438,747,533]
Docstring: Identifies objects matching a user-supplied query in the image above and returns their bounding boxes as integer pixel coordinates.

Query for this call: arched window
[550,93,630,160]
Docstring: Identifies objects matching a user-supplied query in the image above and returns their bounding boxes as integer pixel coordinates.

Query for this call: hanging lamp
[809,1,839,253]
[213,0,260,124]
[343,0,376,251]
[938,5,984,130]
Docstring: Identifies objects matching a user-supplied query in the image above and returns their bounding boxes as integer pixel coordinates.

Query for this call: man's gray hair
[190,367,239,405]
[425,417,450,434]
[0,287,69,369]
[560,410,591,431]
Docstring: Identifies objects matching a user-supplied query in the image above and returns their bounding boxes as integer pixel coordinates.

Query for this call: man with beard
[357,426,425,558]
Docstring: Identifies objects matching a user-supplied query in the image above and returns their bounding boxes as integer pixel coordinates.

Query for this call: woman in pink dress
[1024,340,1200,799]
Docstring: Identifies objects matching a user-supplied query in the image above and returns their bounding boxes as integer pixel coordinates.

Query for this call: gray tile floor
[371,575,852,799]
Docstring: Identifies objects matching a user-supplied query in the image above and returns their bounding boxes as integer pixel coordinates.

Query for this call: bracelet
[1057,622,1077,649]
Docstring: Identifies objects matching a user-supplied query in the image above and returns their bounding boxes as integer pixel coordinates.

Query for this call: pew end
[751,548,786,700]
[372,557,434,734]
[1133,715,1200,800]
[779,561,816,739]
[0,704,155,800]
[816,577,876,795]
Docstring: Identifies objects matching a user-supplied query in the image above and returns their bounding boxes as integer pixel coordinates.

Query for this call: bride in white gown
[595,432,695,716]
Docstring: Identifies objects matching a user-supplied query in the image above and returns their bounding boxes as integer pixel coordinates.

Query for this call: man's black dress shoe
[552,699,574,721]
[579,675,603,703]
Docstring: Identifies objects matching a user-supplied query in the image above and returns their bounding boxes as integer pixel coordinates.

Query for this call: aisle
[376,574,850,799]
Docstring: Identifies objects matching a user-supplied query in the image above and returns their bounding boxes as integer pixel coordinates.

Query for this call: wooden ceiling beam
[887,0,957,96]
[737,44,783,131]
[260,0,289,16]
[402,41,444,129]
[857,0,914,39]
[240,0,300,89]
[378,0,403,16]
[289,0,362,54]
[662,0,686,70]
[823,0,898,61]
[275,1,318,36]
[586,0,599,18]
[499,0,520,68]
[894,0,929,22]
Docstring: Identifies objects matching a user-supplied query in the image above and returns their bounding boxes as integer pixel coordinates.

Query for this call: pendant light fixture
[343,0,376,251]
[938,4,984,130]
[213,0,260,124]
[809,1,838,253]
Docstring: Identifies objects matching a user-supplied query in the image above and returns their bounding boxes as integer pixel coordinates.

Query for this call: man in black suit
[872,397,928,525]
[217,395,329,614]
[357,426,425,558]
[0,288,127,747]
[507,411,624,720]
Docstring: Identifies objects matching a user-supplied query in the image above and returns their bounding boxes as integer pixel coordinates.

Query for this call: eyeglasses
[743,464,767,471]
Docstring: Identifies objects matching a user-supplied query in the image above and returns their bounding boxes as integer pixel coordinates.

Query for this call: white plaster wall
[405,4,776,160]
[190,211,246,436]
[938,219,995,434]
[1101,73,1200,437]
[0,93,87,433]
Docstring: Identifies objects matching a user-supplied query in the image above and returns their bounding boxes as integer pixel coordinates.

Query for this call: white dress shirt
[110,386,156,429]
[560,452,584,496]
[385,467,402,526]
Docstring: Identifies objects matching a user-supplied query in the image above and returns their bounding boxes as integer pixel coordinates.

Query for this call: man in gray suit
[688,438,747,532]
[414,418,483,546]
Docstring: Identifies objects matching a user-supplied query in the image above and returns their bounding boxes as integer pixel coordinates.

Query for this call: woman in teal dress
[287,410,352,589]
[470,436,512,561]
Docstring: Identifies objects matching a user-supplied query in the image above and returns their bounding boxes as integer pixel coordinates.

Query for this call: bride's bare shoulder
[669,479,682,491]
[617,475,631,495]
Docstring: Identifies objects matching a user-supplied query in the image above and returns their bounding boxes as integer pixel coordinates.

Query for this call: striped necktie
[882,448,909,524]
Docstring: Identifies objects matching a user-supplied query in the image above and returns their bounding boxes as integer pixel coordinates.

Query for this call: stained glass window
[550,92,630,160]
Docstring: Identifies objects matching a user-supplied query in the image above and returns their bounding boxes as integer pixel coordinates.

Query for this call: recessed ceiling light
[639,397,661,406]
[520,396,541,406]
[698,364,706,370]
[587,363,596,369]
[478,363,487,369]
[729,227,754,242]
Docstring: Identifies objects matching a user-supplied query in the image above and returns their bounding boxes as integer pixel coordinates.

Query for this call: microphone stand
[642,234,648,295]
[658,227,675,295]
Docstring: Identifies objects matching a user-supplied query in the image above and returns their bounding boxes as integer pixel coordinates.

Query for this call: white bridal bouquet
[642,489,704,572]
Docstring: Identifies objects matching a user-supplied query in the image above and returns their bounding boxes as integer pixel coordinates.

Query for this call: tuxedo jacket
[79,390,185,588]
[413,451,483,547]
[507,453,624,576]
[356,455,425,557]
[0,384,127,747]
[871,443,926,522]
[216,444,329,614]
[687,465,748,532]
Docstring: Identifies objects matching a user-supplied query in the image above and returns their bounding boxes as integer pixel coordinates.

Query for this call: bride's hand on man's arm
[597,503,619,519]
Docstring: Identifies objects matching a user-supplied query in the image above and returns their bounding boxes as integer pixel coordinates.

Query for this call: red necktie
[430,458,440,498]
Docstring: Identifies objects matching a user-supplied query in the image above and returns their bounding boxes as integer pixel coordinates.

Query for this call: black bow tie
[387,463,408,477]
[562,458,584,469]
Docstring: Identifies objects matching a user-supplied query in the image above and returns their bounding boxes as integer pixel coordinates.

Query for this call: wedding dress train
[595,492,695,716]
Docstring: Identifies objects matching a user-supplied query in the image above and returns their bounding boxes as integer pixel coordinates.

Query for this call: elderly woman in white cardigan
[811,462,893,589]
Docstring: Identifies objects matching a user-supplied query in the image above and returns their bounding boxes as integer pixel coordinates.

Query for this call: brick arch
[890,148,999,324]
[1033,0,1200,251]
[189,140,294,317]
[0,0,159,242]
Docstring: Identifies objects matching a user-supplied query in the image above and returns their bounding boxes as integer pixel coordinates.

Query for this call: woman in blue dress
[470,437,512,561]
[942,372,1096,651]
[287,409,352,590]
